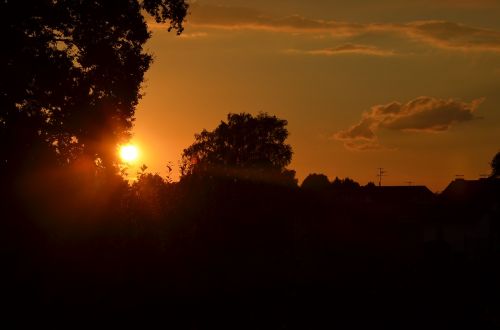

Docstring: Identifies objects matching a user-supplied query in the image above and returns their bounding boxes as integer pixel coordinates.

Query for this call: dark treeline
[2,114,500,328]
[2,1,500,328]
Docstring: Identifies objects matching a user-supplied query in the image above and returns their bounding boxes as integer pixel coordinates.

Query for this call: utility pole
[377,168,386,187]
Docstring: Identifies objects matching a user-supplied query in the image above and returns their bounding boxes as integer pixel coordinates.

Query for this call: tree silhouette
[131,168,171,219]
[181,112,296,185]
[331,177,360,190]
[0,0,188,175]
[301,173,330,190]
[364,181,377,189]
[491,151,500,178]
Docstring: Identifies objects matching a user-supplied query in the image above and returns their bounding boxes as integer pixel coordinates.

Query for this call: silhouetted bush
[301,173,330,190]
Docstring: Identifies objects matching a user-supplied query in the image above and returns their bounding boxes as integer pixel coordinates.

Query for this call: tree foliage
[301,173,330,190]
[0,0,188,175]
[491,151,500,178]
[331,177,360,190]
[181,112,295,184]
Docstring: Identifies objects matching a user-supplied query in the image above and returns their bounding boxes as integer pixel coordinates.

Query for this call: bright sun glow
[119,144,139,163]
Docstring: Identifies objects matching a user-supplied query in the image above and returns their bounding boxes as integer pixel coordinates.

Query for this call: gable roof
[369,185,435,203]
[441,178,500,203]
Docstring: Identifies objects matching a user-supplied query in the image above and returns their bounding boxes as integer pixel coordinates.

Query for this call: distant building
[367,185,435,205]
[441,178,500,204]
[426,178,500,258]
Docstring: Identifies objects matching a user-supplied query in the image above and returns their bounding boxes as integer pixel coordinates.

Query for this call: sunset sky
[132,0,500,191]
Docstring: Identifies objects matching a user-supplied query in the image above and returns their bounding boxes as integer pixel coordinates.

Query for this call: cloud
[334,97,484,151]
[334,118,383,151]
[343,140,384,151]
[178,32,208,39]
[428,0,499,9]
[406,21,500,52]
[286,44,396,57]
[185,4,365,36]
[181,4,500,52]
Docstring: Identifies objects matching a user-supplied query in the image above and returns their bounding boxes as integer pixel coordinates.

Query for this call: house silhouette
[370,185,435,204]
[425,178,500,258]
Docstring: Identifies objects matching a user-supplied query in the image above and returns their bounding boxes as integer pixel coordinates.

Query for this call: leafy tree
[301,173,330,190]
[131,167,170,219]
[364,182,377,189]
[181,112,296,185]
[0,0,188,175]
[331,177,360,190]
[491,151,500,178]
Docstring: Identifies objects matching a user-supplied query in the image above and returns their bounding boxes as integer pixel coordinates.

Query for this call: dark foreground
[2,175,500,329]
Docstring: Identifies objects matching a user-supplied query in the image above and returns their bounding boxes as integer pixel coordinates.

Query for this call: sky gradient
[131,0,500,191]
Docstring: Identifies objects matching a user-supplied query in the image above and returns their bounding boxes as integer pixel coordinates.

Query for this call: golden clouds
[172,4,500,53]
[285,44,396,57]
[407,21,500,52]
[334,97,484,151]
[184,4,365,36]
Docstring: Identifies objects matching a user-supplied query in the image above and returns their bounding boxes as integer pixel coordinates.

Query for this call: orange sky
[130,0,500,191]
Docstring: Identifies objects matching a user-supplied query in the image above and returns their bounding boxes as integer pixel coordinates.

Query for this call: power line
[377,168,387,187]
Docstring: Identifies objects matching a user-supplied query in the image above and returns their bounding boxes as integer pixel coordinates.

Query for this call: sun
[119,144,139,163]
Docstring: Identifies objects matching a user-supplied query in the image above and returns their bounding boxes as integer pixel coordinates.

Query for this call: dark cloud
[335,118,376,141]
[334,97,483,150]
